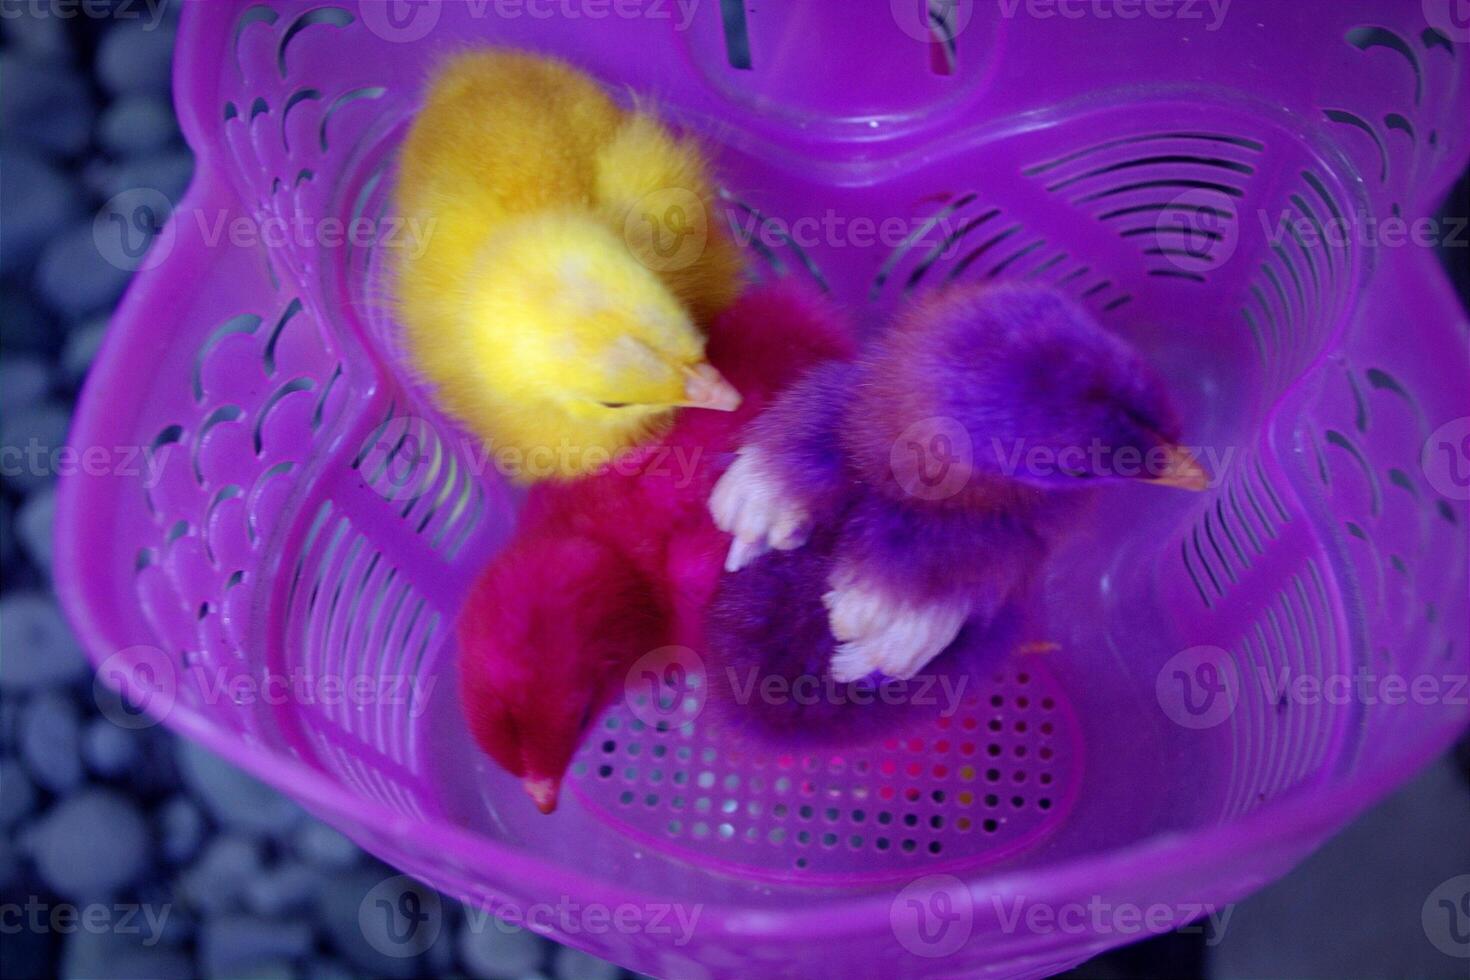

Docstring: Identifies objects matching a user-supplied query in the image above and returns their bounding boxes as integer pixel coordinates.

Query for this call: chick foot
[823,566,969,682]
[709,447,812,572]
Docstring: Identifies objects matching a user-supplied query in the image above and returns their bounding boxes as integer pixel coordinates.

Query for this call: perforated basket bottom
[567,658,1081,883]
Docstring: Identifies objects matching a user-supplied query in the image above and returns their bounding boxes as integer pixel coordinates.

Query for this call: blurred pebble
[0,150,84,275]
[4,921,53,980]
[17,486,56,574]
[20,691,83,792]
[458,920,546,980]
[0,756,38,827]
[319,868,421,979]
[0,835,18,888]
[26,789,150,899]
[98,95,178,156]
[198,914,314,979]
[0,52,94,157]
[0,498,12,569]
[305,959,358,980]
[61,930,194,980]
[0,695,19,747]
[180,835,264,915]
[554,946,621,980]
[83,716,141,776]
[0,6,70,59]
[177,741,304,836]
[0,288,61,354]
[35,222,136,319]
[159,795,206,864]
[0,403,71,494]
[243,861,320,917]
[292,818,361,870]
[61,317,108,384]
[88,150,194,205]
[96,19,176,98]
[0,591,89,690]
[0,356,52,414]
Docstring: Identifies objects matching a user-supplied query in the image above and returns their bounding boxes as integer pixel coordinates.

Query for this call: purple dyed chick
[708,282,1208,696]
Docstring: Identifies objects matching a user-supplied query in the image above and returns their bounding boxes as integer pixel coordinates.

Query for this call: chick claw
[824,572,968,683]
[709,448,811,573]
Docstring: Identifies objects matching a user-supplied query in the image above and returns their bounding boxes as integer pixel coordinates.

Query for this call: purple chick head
[850,282,1206,496]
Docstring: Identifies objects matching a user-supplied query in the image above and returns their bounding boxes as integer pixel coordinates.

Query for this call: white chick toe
[824,569,969,682]
[708,447,811,572]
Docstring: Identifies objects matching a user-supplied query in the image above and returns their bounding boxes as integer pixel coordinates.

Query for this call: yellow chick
[393,50,745,481]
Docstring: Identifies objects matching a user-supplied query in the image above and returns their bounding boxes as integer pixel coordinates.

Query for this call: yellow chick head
[458,212,739,479]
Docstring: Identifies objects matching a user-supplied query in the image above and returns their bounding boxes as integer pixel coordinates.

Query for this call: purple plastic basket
[56,2,1470,976]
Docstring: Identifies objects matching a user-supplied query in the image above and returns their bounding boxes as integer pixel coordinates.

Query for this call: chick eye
[597,401,630,409]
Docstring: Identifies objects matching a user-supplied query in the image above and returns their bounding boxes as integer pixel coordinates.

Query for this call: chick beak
[681,363,741,412]
[1148,444,1211,491]
[523,776,560,814]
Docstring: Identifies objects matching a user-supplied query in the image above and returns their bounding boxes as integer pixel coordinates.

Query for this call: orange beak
[1149,444,1211,491]
[523,776,560,814]
[681,363,741,412]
